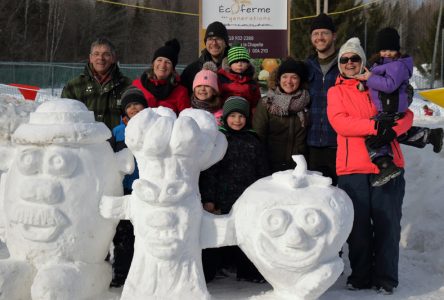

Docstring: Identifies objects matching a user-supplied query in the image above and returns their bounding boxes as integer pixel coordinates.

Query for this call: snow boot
[429,128,443,153]
[371,156,402,187]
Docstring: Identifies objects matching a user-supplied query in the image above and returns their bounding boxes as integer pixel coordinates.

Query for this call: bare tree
[45,0,67,62]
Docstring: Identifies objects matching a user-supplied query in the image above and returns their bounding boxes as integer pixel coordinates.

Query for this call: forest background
[0,0,442,79]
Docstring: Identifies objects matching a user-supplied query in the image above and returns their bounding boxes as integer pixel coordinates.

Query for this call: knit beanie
[152,38,181,68]
[205,21,229,45]
[376,27,400,51]
[120,86,148,116]
[222,96,250,123]
[338,37,366,74]
[310,13,336,33]
[277,58,308,83]
[227,46,251,65]
[193,62,219,92]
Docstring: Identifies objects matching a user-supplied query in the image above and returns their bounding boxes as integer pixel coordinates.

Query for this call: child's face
[279,73,301,94]
[226,112,246,131]
[126,102,146,119]
[194,85,215,101]
[380,50,398,59]
[230,61,249,74]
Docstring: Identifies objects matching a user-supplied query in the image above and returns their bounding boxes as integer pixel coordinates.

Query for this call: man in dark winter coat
[181,21,230,95]
[61,37,132,130]
[305,13,340,186]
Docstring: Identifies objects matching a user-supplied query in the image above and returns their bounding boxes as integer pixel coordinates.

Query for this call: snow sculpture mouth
[10,204,68,242]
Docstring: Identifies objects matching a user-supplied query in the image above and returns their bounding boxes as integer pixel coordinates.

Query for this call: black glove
[366,120,397,149]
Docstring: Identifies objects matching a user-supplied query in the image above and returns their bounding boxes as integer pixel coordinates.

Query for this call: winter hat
[222,96,250,122]
[193,62,219,92]
[120,86,148,115]
[338,37,366,73]
[310,13,336,33]
[376,27,400,51]
[204,21,229,45]
[152,38,181,68]
[227,46,251,65]
[277,58,308,83]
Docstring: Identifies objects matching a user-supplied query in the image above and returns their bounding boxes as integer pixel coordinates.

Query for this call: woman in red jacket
[133,39,190,115]
[327,37,413,295]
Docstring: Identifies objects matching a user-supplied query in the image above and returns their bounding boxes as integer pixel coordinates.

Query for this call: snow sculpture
[100,107,227,300]
[0,95,36,242]
[231,155,354,300]
[0,99,133,300]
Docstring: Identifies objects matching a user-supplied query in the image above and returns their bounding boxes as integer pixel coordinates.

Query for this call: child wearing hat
[109,86,148,287]
[199,96,269,283]
[217,45,261,111]
[191,62,223,124]
[355,28,443,186]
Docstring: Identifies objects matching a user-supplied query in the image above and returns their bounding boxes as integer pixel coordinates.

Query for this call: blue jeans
[338,171,405,288]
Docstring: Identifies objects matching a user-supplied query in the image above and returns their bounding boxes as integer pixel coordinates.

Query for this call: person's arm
[366,61,409,94]
[175,86,191,113]
[392,109,413,136]
[252,99,269,143]
[61,81,77,100]
[327,87,377,137]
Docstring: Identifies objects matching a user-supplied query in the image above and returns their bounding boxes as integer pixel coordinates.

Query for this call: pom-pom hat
[338,37,366,73]
[152,38,181,68]
[193,62,219,92]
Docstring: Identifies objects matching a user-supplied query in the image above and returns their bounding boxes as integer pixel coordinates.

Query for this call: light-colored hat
[338,37,366,74]
[13,99,110,145]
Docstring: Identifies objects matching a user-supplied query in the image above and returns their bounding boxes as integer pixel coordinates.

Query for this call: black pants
[398,126,429,148]
[338,171,405,289]
[112,220,135,283]
[308,146,338,185]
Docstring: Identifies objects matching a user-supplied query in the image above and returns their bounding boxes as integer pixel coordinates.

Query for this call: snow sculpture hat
[338,37,366,74]
[12,99,110,145]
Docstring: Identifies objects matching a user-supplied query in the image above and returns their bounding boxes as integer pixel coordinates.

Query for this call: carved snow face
[258,205,330,271]
[4,143,121,261]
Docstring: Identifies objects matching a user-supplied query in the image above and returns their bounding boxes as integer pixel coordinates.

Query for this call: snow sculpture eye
[17,148,42,175]
[261,209,291,237]
[296,208,326,237]
[46,150,78,177]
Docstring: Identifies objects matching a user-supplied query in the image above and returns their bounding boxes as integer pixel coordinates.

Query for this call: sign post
[200,0,289,58]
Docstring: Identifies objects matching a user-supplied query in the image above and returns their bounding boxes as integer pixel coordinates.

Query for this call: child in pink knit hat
[192,62,223,124]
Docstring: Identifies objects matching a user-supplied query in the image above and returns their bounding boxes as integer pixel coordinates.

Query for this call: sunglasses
[339,55,362,64]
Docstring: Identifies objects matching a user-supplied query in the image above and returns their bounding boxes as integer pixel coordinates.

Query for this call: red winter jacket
[217,64,261,109]
[327,75,413,176]
[133,75,190,115]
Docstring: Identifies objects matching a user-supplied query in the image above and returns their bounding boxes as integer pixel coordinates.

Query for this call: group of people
[61,14,444,294]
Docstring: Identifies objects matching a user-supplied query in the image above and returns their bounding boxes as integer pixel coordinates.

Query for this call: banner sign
[200,0,289,58]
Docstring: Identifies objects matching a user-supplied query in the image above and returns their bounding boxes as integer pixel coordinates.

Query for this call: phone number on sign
[229,35,254,42]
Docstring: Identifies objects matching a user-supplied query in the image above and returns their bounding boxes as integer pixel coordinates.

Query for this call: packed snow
[0,91,443,299]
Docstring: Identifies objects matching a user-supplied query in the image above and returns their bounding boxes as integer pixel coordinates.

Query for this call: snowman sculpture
[0,99,133,300]
[231,156,354,300]
[100,107,227,300]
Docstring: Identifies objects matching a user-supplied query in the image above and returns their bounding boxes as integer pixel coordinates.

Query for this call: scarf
[265,88,310,126]
[190,95,220,113]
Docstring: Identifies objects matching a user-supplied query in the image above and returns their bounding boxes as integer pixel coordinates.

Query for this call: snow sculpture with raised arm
[231,155,354,300]
[100,107,227,300]
[0,99,133,300]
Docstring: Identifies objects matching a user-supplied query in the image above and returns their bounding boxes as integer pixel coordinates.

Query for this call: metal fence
[0,62,186,96]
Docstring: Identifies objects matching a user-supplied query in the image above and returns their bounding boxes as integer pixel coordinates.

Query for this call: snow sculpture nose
[285,224,309,250]
[19,178,63,204]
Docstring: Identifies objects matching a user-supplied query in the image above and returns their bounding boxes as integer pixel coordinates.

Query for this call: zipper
[345,138,349,167]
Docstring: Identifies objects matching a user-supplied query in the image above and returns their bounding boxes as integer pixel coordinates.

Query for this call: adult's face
[339,52,362,78]
[310,29,336,54]
[89,45,116,75]
[279,73,301,94]
[153,57,173,80]
[205,37,226,59]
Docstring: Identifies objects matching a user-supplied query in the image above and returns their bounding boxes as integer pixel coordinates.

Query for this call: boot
[371,156,402,187]
[429,128,443,153]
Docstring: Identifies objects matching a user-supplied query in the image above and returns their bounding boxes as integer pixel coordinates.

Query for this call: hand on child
[353,67,372,81]
[203,202,218,214]
[367,120,397,148]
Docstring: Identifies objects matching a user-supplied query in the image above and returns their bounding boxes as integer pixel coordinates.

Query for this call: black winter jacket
[199,127,270,214]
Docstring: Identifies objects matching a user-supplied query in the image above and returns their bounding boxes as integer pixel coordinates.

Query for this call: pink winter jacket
[327,75,413,176]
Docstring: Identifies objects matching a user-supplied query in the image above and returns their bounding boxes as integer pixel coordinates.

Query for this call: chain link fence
[0,62,186,96]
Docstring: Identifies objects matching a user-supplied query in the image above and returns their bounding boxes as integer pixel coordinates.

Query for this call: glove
[366,120,397,149]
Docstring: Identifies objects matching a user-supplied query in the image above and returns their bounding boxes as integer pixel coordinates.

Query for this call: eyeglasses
[339,55,362,64]
[311,31,332,38]
[206,37,224,43]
